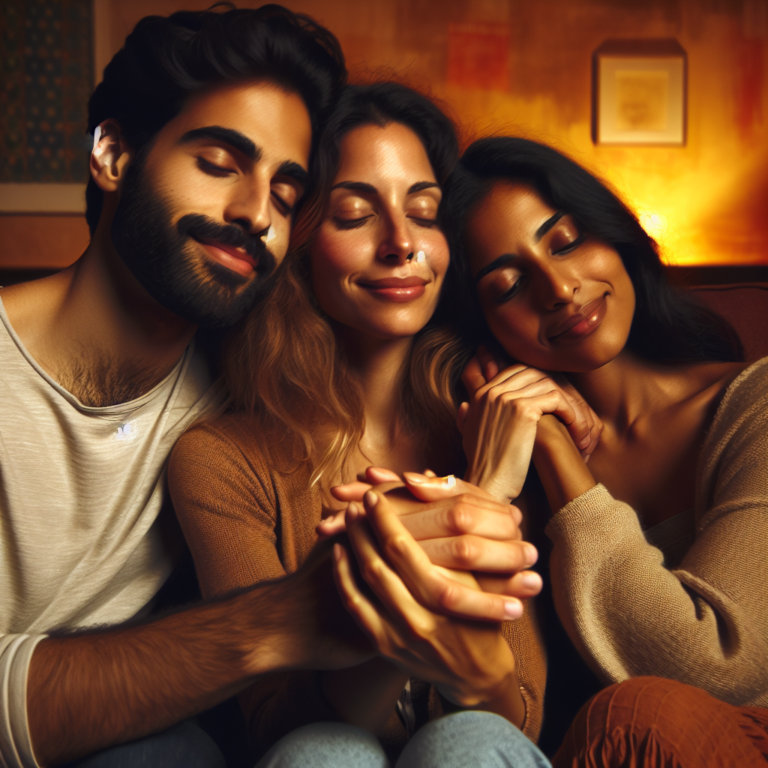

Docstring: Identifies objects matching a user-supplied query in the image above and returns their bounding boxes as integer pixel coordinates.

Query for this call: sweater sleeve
[544,359,768,707]
[502,600,546,742]
[168,418,337,756]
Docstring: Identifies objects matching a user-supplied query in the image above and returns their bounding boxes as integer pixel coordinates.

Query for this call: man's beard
[110,156,279,329]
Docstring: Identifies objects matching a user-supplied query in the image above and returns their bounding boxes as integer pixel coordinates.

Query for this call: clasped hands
[321,468,541,621]
[459,347,602,502]
[317,469,535,713]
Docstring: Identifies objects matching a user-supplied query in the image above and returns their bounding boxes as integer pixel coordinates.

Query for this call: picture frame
[592,39,687,146]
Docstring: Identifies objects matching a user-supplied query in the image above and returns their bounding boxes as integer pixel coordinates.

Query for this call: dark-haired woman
[169,91,551,768]
[445,137,768,766]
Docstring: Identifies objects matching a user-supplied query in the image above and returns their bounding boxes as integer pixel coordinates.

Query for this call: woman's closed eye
[549,218,585,255]
[406,200,439,228]
[492,270,525,304]
[333,212,373,229]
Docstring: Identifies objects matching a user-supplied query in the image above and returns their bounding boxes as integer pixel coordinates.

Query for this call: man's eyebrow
[277,160,310,190]
[178,126,260,162]
[408,181,440,194]
[535,211,564,241]
[330,181,377,193]
[475,254,517,285]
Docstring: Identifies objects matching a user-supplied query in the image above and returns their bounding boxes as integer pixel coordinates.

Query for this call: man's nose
[223,176,271,237]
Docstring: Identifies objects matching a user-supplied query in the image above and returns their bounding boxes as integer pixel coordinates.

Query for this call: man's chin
[166,264,277,329]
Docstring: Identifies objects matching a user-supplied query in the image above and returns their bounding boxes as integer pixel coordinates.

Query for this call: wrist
[234,579,302,677]
[442,642,516,708]
[465,464,521,504]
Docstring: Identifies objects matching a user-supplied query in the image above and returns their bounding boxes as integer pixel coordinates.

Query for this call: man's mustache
[177,214,275,273]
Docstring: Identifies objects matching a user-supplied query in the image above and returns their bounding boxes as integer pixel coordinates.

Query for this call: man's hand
[320,468,542,607]
[332,492,526,726]
[322,474,541,620]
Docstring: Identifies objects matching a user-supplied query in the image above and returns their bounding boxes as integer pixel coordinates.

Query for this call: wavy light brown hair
[224,82,470,490]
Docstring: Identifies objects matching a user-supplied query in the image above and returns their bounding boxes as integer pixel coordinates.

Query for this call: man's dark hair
[86,4,346,233]
[444,137,744,364]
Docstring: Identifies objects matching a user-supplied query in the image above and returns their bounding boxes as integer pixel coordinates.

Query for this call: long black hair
[444,137,743,364]
[86,4,346,233]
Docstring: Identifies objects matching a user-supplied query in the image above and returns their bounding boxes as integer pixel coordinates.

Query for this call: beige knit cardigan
[546,357,768,707]
[169,416,546,755]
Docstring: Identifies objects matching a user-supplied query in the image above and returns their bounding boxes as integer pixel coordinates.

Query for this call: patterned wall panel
[0,0,92,183]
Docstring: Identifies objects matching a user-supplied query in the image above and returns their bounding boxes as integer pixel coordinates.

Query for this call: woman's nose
[537,261,580,307]
[376,214,414,265]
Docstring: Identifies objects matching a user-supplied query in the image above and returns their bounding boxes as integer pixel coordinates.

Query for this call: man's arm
[26,545,366,767]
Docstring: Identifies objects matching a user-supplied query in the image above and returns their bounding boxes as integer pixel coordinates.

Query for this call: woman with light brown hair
[168,84,554,768]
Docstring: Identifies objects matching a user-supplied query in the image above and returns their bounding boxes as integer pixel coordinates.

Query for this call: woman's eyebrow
[535,211,564,241]
[408,181,440,194]
[475,254,517,284]
[330,181,376,193]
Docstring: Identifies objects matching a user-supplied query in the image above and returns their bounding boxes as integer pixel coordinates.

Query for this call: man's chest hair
[52,352,172,408]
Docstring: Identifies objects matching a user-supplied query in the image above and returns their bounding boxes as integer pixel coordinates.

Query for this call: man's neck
[0,225,196,407]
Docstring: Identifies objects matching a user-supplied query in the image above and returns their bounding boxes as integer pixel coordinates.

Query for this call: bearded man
[0,6,545,768]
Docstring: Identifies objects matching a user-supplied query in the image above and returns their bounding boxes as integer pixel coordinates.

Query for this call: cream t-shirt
[0,299,225,768]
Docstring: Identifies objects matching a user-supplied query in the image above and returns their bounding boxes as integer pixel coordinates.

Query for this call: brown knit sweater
[169,417,547,754]
[546,357,768,707]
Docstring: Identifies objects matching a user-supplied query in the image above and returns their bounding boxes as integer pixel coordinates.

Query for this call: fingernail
[523,543,538,566]
[579,436,591,448]
[364,490,379,508]
[504,600,524,620]
[522,572,542,589]
[348,502,359,518]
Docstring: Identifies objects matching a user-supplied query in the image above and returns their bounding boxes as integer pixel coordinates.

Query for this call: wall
[2,0,766,269]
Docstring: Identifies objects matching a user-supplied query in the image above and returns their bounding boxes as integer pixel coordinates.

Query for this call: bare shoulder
[680,360,750,407]
[0,269,72,338]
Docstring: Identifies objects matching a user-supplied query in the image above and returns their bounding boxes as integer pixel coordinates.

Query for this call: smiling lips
[195,238,258,277]
[549,295,608,340]
[357,276,428,302]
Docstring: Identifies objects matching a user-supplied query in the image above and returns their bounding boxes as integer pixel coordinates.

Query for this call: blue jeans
[256,711,552,768]
[70,720,226,768]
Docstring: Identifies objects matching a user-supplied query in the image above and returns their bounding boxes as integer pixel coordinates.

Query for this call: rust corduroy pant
[552,677,768,768]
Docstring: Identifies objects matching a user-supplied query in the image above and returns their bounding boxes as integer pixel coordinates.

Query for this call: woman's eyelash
[411,216,438,228]
[334,216,371,230]
[497,277,523,304]
[554,233,585,255]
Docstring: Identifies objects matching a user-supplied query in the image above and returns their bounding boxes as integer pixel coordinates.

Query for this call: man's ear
[90,120,133,192]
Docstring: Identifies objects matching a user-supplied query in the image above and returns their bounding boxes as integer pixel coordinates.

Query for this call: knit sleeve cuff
[545,483,641,544]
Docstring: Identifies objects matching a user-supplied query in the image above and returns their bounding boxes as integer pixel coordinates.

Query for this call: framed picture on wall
[592,39,687,146]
